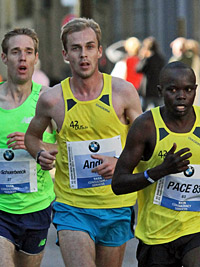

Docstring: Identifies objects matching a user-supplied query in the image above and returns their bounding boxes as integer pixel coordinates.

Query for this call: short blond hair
[124,37,141,56]
[61,17,101,51]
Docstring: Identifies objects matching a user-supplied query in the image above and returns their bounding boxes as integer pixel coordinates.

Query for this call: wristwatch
[36,150,45,164]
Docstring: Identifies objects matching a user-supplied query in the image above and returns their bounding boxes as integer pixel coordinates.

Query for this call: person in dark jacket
[137,36,165,111]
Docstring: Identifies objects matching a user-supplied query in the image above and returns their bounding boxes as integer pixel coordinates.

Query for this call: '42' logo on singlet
[158,150,167,159]
[70,120,88,130]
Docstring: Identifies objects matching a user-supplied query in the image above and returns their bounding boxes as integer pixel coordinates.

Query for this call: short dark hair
[159,61,196,85]
[61,17,101,51]
[1,28,39,55]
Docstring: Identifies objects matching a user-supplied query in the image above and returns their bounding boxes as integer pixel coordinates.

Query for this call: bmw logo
[3,150,14,161]
[184,166,194,177]
[89,141,100,153]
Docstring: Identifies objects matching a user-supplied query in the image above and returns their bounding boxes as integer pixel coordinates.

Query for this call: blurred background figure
[136,36,165,111]
[105,40,126,66]
[32,59,50,86]
[169,37,186,62]
[185,39,200,105]
[124,37,143,91]
[106,37,143,91]
[169,37,193,67]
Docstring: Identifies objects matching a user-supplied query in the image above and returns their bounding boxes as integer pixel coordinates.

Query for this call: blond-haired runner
[25,17,142,266]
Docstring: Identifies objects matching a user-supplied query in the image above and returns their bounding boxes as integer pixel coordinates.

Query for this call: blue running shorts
[0,205,52,254]
[53,202,134,247]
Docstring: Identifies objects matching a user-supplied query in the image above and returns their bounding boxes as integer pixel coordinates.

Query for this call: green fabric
[0,82,55,214]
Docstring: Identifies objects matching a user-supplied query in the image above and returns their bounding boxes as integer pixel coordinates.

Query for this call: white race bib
[67,136,122,189]
[153,165,200,211]
[0,149,37,194]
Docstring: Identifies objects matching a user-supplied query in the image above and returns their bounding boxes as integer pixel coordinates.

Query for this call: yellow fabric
[135,106,200,245]
[54,73,137,208]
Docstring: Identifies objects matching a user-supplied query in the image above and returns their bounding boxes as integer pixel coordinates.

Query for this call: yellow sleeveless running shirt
[135,106,200,245]
[54,73,137,208]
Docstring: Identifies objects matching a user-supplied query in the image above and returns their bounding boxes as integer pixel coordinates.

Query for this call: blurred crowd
[106,36,200,111]
[1,33,200,109]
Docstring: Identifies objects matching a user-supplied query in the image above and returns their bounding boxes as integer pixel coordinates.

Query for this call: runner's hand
[7,132,26,150]
[91,154,118,180]
[37,150,58,170]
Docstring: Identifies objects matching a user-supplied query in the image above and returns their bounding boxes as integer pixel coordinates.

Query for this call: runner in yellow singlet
[25,18,142,267]
[112,61,200,267]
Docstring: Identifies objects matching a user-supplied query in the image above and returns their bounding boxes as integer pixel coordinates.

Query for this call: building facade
[0,0,199,83]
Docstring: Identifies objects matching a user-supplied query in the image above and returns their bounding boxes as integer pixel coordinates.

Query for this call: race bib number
[67,136,122,189]
[0,149,37,194]
[153,165,200,211]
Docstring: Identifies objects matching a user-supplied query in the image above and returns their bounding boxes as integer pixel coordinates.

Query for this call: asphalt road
[41,223,139,267]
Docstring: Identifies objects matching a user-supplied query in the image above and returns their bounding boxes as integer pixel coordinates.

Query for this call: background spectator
[111,37,143,91]
[185,39,200,105]
[32,59,50,86]
[169,37,193,67]
[136,36,165,111]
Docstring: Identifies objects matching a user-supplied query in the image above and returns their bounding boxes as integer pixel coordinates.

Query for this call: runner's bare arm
[112,113,192,195]
[112,77,142,124]
[91,78,142,179]
[25,91,58,165]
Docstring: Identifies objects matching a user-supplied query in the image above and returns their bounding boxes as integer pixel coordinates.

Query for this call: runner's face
[161,69,197,117]
[63,28,102,79]
[2,35,38,84]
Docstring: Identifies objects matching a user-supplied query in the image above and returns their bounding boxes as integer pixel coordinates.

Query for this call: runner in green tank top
[0,28,56,267]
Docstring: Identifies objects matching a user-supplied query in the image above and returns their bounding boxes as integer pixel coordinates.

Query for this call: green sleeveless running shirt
[0,81,56,214]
